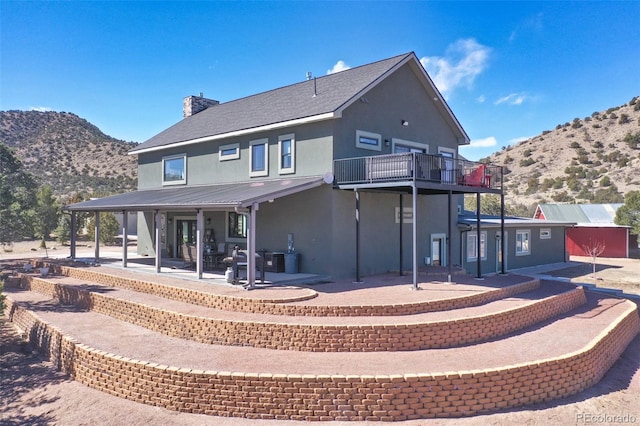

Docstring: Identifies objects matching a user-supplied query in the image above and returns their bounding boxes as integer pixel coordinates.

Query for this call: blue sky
[1,1,639,161]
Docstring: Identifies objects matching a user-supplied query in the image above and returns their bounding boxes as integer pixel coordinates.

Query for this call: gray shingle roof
[131,52,465,154]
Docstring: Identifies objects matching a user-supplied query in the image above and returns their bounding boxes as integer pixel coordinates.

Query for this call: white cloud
[495,93,527,106]
[29,106,52,112]
[476,95,486,103]
[327,60,351,75]
[420,38,491,97]
[509,136,533,144]
[467,136,498,148]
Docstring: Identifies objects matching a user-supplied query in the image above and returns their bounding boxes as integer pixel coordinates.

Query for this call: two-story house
[66,52,568,287]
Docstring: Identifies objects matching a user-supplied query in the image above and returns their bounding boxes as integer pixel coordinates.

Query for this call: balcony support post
[412,183,418,290]
[399,193,403,276]
[447,190,453,283]
[476,193,483,279]
[354,190,363,284]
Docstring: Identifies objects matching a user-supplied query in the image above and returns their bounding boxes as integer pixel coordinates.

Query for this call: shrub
[623,131,640,149]
[519,158,536,167]
[619,114,630,124]
[570,141,581,149]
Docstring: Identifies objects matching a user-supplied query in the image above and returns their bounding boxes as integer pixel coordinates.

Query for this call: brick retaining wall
[18,274,584,351]
[33,262,540,317]
[4,296,639,421]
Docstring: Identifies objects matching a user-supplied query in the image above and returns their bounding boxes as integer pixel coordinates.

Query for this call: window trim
[162,153,187,186]
[249,138,269,177]
[278,134,295,174]
[392,138,428,153]
[356,130,382,151]
[539,228,551,239]
[516,229,531,256]
[226,211,247,242]
[219,143,240,161]
[467,231,487,261]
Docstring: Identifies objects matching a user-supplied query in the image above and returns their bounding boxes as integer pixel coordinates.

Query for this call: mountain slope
[486,97,640,210]
[0,110,137,196]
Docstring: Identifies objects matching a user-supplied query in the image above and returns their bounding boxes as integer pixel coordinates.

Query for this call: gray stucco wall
[137,121,335,190]
[461,224,567,275]
[333,63,460,160]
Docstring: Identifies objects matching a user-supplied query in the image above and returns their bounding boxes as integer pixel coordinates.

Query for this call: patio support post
[354,190,362,284]
[247,203,258,289]
[122,210,128,268]
[447,190,453,283]
[399,194,403,276]
[412,183,418,290]
[501,184,506,274]
[154,210,161,273]
[94,211,100,262]
[476,192,483,279]
[70,212,77,260]
[196,209,203,279]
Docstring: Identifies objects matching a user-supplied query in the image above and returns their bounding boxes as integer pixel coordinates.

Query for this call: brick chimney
[183,94,219,118]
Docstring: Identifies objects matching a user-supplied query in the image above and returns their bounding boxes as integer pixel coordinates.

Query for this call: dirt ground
[1,248,639,425]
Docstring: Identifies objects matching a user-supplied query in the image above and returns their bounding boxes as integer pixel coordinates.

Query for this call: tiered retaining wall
[17,274,585,351]
[4,297,639,421]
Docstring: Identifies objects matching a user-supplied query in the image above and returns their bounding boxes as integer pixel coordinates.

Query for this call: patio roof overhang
[64,176,325,212]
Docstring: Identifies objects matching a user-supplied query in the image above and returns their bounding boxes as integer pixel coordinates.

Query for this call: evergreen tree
[0,142,36,243]
[615,191,640,235]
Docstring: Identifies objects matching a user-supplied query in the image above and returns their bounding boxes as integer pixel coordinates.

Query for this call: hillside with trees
[478,96,640,216]
[0,110,137,196]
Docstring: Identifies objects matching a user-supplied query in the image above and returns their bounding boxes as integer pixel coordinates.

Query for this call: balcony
[333,152,502,192]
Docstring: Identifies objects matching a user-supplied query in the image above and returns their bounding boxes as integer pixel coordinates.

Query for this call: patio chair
[181,243,196,269]
[458,164,491,187]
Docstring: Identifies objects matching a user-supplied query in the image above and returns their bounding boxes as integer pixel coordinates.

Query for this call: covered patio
[64,176,325,288]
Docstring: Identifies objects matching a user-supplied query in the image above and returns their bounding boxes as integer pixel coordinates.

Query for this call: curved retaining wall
[34,262,540,317]
[19,274,584,351]
[5,297,639,421]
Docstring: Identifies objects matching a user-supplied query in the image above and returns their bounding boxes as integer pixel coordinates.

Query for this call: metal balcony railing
[333,152,502,190]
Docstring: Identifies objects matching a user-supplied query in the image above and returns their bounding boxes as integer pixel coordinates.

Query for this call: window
[540,228,551,239]
[219,143,240,161]
[227,212,247,240]
[392,138,428,153]
[162,154,186,185]
[438,148,456,184]
[356,130,382,151]
[250,138,269,177]
[516,230,531,255]
[467,231,486,261]
[278,134,295,174]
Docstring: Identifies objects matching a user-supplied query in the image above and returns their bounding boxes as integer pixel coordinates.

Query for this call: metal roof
[64,176,325,212]
[130,52,469,154]
[458,212,575,229]
[536,203,623,225]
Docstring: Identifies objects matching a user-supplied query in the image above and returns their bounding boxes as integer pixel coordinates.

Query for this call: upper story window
[162,154,186,185]
[392,138,428,153]
[278,134,295,174]
[516,229,531,255]
[219,143,240,161]
[250,138,269,177]
[356,130,382,151]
